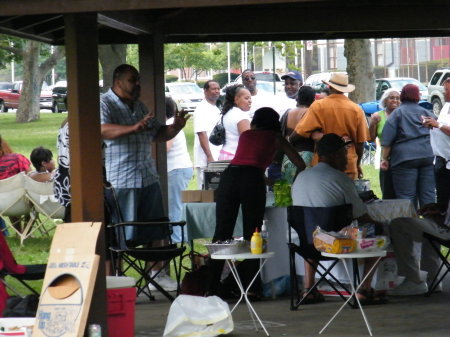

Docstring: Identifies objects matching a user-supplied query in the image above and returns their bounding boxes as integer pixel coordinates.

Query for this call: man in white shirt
[423,77,450,207]
[278,70,303,115]
[241,69,276,118]
[193,80,222,189]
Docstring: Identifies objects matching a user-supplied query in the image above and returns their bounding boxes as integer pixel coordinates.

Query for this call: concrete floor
[134,289,449,337]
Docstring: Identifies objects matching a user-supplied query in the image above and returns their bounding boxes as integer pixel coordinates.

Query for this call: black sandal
[356,288,388,305]
[301,288,325,304]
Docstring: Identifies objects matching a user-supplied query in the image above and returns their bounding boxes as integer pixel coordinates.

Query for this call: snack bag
[312,227,355,254]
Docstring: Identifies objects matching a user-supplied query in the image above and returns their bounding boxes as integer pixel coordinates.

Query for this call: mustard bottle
[250,227,263,254]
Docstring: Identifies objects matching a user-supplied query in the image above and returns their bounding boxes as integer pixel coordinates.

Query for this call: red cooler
[106,276,136,337]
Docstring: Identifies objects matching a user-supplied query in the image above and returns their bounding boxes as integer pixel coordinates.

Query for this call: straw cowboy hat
[322,72,355,93]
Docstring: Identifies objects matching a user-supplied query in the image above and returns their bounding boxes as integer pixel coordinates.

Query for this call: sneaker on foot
[151,274,178,292]
[387,280,428,296]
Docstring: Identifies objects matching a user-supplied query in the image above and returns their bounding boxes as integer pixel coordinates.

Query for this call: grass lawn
[0,112,387,294]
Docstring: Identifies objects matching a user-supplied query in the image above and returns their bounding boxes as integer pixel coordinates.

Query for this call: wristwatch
[438,122,444,129]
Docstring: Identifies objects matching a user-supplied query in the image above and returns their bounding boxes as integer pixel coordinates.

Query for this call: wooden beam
[0,0,303,16]
[64,12,107,334]
[138,26,169,213]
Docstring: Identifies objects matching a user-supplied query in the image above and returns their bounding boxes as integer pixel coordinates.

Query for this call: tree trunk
[344,39,375,103]
[98,45,127,93]
[16,41,41,123]
[16,41,65,123]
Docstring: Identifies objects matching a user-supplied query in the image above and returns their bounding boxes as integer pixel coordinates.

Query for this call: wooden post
[138,25,169,212]
[64,12,107,333]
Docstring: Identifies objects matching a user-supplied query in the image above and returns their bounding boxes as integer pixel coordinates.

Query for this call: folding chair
[287,205,353,310]
[0,173,32,241]
[423,233,450,296]
[109,219,187,302]
[22,175,65,243]
[362,141,376,166]
[2,264,47,297]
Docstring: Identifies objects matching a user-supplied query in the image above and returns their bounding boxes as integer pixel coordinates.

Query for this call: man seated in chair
[291,133,385,304]
[388,203,450,296]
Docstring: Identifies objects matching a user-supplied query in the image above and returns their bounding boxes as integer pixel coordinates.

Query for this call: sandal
[356,288,388,305]
[301,288,325,304]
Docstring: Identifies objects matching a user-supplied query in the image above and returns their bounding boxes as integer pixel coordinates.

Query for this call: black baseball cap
[317,133,352,156]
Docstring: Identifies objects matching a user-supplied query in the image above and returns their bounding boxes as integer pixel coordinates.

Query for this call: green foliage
[212,72,239,87]
[164,43,226,81]
[165,74,178,83]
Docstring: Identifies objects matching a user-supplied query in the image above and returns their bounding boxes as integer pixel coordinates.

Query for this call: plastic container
[250,228,263,254]
[106,277,136,337]
[204,241,250,255]
[261,220,269,253]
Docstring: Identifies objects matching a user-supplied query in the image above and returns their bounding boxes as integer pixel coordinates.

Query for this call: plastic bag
[163,295,233,337]
[273,179,292,207]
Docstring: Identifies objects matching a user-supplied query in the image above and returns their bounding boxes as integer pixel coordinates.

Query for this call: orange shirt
[294,94,370,179]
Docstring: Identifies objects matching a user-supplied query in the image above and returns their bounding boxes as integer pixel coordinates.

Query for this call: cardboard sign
[33,222,101,337]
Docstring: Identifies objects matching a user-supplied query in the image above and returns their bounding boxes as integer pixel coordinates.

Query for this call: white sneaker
[387,280,428,296]
[148,274,178,292]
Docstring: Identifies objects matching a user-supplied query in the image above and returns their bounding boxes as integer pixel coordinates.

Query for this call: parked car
[233,71,283,94]
[427,68,450,115]
[375,77,428,101]
[0,81,53,112]
[0,82,13,112]
[52,86,67,113]
[165,82,203,112]
[304,72,334,93]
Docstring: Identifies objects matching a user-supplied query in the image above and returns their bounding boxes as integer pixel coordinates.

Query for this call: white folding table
[211,252,275,336]
[319,250,387,336]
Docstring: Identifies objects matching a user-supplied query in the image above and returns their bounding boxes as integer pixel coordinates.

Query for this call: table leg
[227,258,271,336]
[319,257,383,336]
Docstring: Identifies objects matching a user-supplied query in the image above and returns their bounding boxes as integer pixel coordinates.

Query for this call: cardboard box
[182,190,215,203]
[33,222,101,337]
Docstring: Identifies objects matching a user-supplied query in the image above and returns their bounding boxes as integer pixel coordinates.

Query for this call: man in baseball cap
[278,70,304,114]
[291,132,385,305]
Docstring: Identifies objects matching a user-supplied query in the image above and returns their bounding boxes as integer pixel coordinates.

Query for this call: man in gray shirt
[292,133,384,304]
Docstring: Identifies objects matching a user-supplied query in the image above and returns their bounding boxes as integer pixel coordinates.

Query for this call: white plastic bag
[163,295,233,337]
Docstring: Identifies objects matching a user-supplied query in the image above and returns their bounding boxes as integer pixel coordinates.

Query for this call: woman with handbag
[217,84,252,160]
[208,107,305,298]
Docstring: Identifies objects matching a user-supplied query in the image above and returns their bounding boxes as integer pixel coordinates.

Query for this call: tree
[0,36,65,122]
[164,43,226,81]
[99,44,127,92]
[344,39,375,103]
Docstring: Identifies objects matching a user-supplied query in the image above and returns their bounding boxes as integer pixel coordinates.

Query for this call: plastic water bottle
[261,220,269,253]
[88,324,102,337]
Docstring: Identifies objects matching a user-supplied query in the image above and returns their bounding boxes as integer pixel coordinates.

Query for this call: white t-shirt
[277,95,297,116]
[291,162,367,219]
[193,99,222,167]
[221,106,251,156]
[248,91,278,118]
[430,102,450,161]
[166,117,193,172]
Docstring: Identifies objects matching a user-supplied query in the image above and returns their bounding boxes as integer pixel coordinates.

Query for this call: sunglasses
[243,76,256,81]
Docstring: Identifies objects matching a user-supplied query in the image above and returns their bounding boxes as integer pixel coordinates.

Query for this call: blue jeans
[391,158,436,209]
[168,167,193,242]
[114,182,166,243]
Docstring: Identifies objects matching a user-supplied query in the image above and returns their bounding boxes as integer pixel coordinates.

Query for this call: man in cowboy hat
[290,72,369,179]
